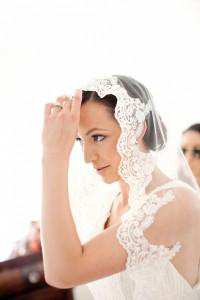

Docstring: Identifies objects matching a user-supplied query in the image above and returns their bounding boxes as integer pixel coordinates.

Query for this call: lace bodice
[85,180,200,300]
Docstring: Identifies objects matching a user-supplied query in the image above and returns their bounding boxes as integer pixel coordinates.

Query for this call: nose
[83,144,99,164]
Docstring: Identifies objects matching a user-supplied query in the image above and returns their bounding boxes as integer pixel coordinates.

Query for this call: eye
[92,135,106,142]
[193,149,200,158]
[181,147,187,154]
[75,135,106,145]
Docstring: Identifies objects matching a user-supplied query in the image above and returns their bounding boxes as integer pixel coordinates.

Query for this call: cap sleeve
[116,190,182,271]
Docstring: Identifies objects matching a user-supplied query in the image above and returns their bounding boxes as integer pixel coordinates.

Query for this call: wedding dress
[85,180,200,300]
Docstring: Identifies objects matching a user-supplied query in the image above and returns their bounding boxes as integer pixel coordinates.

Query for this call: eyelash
[75,135,106,144]
[92,135,106,142]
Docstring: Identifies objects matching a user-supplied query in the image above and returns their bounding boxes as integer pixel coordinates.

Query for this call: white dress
[84,180,200,300]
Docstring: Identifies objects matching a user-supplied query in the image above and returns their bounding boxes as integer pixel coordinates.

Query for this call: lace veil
[68,75,199,243]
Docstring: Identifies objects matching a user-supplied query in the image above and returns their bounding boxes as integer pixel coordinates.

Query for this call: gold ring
[54,104,63,110]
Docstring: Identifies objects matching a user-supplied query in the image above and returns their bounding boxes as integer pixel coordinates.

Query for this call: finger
[56,95,71,106]
[71,89,82,117]
[56,96,71,112]
[44,103,54,119]
[52,105,63,114]
[60,99,72,116]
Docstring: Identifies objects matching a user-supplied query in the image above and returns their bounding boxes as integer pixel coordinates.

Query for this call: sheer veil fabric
[68,75,200,299]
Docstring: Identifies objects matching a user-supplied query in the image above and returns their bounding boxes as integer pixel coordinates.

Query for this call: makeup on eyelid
[76,134,106,143]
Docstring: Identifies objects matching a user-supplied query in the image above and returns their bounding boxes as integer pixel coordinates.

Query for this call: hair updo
[81,75,167,151]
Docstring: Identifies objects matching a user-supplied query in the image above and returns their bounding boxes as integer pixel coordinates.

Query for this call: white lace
[85,181,200,300]
[82,76,156,207]
[116,190,182,270]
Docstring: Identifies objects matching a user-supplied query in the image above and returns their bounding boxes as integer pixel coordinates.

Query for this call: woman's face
[78,100,122,183]
[181,130,200,185]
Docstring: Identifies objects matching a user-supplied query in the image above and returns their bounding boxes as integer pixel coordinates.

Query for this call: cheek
[109,148,121,167]
[193,160,200,170]
[189,160,200,173]
[106,139,120,158]
[100,136,121,164]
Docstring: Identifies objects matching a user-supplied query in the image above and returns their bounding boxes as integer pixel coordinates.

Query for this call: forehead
[182,130,200,146]
[79,100,116,130]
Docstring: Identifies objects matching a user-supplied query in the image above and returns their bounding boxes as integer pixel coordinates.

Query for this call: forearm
[41,153,83,285]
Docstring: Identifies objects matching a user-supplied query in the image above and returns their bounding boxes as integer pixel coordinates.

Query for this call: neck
[118,167,171,208]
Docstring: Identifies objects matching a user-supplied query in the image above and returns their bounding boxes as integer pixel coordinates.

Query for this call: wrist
[42,151,70,163]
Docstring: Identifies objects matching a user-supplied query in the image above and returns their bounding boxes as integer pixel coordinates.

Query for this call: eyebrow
[182,144,200,148]
[77,127,110,138]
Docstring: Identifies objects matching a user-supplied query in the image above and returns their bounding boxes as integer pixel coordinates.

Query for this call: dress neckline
[110,179,183,211]
[169,260,200,291]
[103,179,187,231]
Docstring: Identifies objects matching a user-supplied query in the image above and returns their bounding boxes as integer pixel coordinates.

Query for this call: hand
[42,89,82,156]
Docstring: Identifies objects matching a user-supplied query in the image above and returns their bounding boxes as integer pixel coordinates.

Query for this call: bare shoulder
[146,184,200,246]
[171,184,200,225]
[173,185,200,237]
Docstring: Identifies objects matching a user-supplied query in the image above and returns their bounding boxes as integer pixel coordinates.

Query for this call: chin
[100,173,120,184]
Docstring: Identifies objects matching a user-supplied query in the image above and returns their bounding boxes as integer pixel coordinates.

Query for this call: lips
[95,165,109,171]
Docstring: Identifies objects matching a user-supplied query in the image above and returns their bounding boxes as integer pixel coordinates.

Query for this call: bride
[41,75,200,299]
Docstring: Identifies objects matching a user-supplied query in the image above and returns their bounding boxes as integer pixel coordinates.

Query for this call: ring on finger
[54,104,63,110]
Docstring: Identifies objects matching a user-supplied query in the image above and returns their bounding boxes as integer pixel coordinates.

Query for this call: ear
[136,121,148,143]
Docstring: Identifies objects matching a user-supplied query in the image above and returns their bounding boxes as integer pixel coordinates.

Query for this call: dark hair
[81,75,167,151]
[183,123,200,134]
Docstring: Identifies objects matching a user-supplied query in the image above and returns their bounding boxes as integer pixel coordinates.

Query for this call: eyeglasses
[181,147,200,159]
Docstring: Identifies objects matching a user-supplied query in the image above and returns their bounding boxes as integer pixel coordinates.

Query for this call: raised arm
[41,154,84,287]
[40,90,129,288]
[42,162,195,289]
[42,154,127,287]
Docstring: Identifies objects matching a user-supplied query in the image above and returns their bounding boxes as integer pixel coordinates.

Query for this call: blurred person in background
[181,123,200,188]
